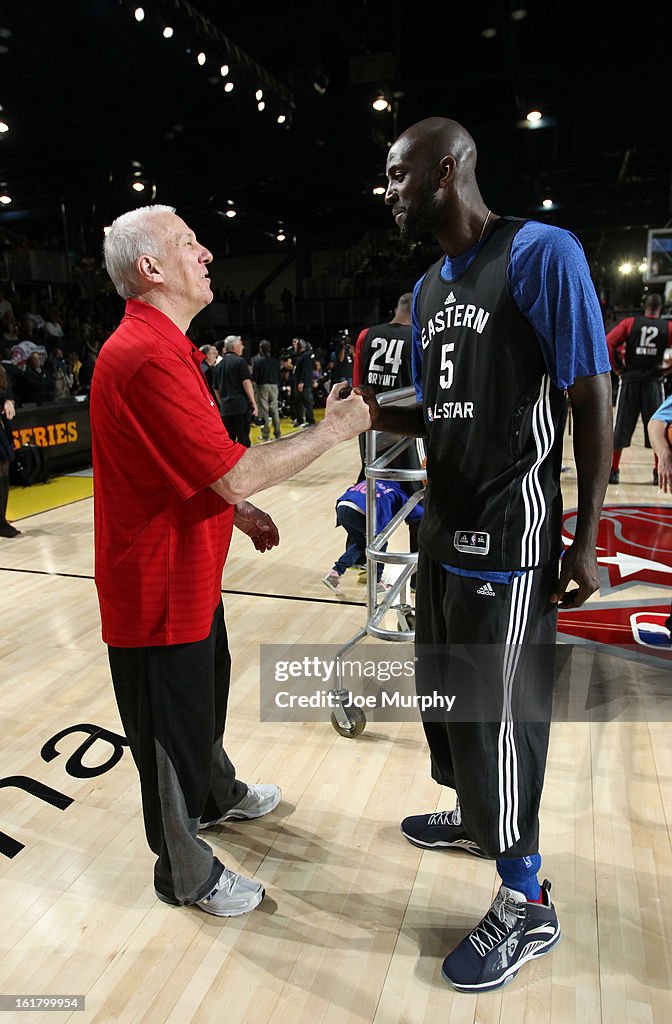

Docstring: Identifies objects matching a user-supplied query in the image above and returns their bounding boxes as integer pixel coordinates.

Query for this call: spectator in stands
[0,363,20,538]
[18,316,39,345]
[22,351,52,405]
[251,340,282,441]
[0,290,13,322]
[46,347,71,399]
[67,350,82,395]
[44,306,65,341]
[1,313,18,344]
[21,295,45,335]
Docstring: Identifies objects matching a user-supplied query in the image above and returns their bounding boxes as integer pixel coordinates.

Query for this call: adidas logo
[476,582,495,597]
[444,291,457,306]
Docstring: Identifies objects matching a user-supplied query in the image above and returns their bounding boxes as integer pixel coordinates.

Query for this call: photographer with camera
[328,330,354,390]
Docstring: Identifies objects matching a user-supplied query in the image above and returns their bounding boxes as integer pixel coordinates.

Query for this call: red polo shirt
[90,299,246,647]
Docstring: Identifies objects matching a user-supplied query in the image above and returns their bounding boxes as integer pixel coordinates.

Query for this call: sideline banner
[10,399,91,471]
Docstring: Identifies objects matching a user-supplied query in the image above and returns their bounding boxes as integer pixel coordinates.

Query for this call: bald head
[398,117,477,172]
[385,116,488,252]
[391,292,413,324]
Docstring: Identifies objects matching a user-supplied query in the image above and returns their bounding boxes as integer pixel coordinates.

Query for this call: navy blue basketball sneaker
[441,879,561,992]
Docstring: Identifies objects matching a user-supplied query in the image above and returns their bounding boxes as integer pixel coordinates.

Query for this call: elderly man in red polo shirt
[91,205,370,918]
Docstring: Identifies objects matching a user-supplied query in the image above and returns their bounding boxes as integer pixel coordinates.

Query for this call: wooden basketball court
[0,424,670,1024]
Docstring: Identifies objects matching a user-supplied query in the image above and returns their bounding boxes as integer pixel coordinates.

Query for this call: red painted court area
[559,504,672,658]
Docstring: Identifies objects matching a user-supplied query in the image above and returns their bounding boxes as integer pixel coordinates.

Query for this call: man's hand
[2,399,15,421]
[234,500,280,552]
[549,542,600,608]
[323,380,371,439]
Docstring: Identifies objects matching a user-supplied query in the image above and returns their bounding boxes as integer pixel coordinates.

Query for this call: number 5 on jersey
[440,342,455,390]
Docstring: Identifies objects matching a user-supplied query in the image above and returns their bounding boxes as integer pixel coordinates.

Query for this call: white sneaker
[200,783,282,827]
[196,867,265,917]
[322,571,342,595]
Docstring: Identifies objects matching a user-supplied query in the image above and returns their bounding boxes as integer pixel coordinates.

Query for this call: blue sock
[496,853,542,901]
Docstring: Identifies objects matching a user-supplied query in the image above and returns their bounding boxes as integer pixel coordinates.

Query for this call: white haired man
[213,334,257,446]
[92,205,370,917]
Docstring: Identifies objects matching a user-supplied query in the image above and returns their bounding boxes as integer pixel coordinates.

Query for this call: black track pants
[414,552,558,859]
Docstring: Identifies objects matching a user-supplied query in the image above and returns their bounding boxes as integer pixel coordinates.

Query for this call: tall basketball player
[357,118,612,992]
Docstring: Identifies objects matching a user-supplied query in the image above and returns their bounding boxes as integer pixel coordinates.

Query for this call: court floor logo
[558,602,672,663]
[559,505,672,663]
[563,504,672,592]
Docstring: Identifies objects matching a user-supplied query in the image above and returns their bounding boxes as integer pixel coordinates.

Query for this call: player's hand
[234,501,280,552]
[353,384,382,428]
[549,542,599,608]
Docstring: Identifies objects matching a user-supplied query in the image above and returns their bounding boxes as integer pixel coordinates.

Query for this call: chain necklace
[478,209,492,243]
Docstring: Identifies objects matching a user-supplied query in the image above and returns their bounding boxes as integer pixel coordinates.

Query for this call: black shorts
[613,378,665,450]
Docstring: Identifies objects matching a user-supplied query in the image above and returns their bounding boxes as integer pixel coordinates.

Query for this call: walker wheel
[331,706,366,737]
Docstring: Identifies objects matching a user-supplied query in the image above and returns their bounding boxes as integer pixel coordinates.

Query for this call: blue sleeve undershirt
[650,394,672,424]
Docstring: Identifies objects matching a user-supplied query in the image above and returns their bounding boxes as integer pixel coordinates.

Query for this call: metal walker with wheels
[329,386,426,737]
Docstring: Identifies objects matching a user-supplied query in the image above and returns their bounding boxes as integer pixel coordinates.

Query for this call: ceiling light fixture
[197,51,206,66]
[257,101,265,111]
[224,81,234,93]
[542,198,553,209]
[618,262,633,275]
[276,230,286,242]
[372,186,386,196]
[255,89,263,101]
[510,6,527,20]
[526,109,543,123]
[0,121,8,134]
[277,114,286,125]
[0,194,11,205]
[163,26,174,38]
[372,92,389,112]
[134,7,145,22]
[132,181,145,192]
[220,64,229,77]
[225,209,237,218]
[481,26,498,38]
